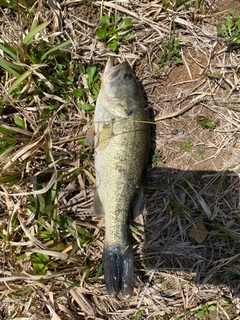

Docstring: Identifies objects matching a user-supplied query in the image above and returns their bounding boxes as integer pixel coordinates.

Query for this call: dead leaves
[188,221,209,244]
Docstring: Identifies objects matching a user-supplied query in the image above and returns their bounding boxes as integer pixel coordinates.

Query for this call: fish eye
[124,73,133,81]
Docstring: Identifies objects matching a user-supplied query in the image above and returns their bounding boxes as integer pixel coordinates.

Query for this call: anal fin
[93,190,104,217]
[85,124,95,145]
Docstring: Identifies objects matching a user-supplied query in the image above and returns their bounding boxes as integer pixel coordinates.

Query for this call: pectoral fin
[132,171,147,219]
[132,186,146,219]
[85,124,95,145]
[93,190,104,217]
[110,101,129,118]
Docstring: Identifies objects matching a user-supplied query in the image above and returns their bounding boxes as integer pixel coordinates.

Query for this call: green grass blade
[0,0,10,7]
[30,18,38,32]
[0,57,23,71]
[8,70,32,94]
[40,39,73,61]
[1,70,32,103]
[214,222,236,240]
[0,44,18,61]
[0,57,21,78]
[89,262,103,283]
[23,21,50,45]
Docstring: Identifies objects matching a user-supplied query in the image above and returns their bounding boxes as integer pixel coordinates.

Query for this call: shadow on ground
[137,166,240,295]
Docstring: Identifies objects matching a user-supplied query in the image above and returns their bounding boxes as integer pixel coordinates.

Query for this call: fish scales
[97,119,148,247]
[97,118,148,244]
[90,58,149,297]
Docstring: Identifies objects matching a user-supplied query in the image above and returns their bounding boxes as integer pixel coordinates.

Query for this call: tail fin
[103,245,134,297]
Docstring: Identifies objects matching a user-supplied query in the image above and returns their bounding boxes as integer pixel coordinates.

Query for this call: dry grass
[0,0,240,319]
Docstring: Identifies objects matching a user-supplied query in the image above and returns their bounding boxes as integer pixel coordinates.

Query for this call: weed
[216,9,240,46]
[180,141,193,152]
[212,234,225,241]
[198,115,216,130]
[31,252,50,275]
[0,1,99,291]
[214,222,236,240]
[130,310,145,320]
[162,0,171,10]
[197,148,204,159]
[179,178,195,192]
[0,18,73,107]
[192,0,208,14]
[0,124,19,158]
[9,287,32,300]
[229,105,240,111]
[168,199,189,216]
[0,0,28,10]
[197,304,216,318]
[161,284,167,290]
[174,0,194,12]
[204,71,222,79]
[158,34,182,69]
[0,4,101,119]
[96,13,133,51]
[73,64,101,113]
[152,149,163,166]
[130,225,146,235]
[161,0,209,13]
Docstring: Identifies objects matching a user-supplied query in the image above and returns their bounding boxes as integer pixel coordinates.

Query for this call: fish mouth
[104,57,128,81]
[104,56,115,73]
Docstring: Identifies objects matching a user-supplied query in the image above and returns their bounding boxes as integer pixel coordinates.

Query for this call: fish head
[101,58,144,115]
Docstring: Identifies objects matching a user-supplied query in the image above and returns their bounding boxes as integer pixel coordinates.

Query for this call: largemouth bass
[86,58,149,297]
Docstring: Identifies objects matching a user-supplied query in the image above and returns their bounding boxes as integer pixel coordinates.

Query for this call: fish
[86,57,149,297]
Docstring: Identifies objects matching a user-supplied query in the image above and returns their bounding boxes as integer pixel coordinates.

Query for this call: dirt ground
[1,0,240,319]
